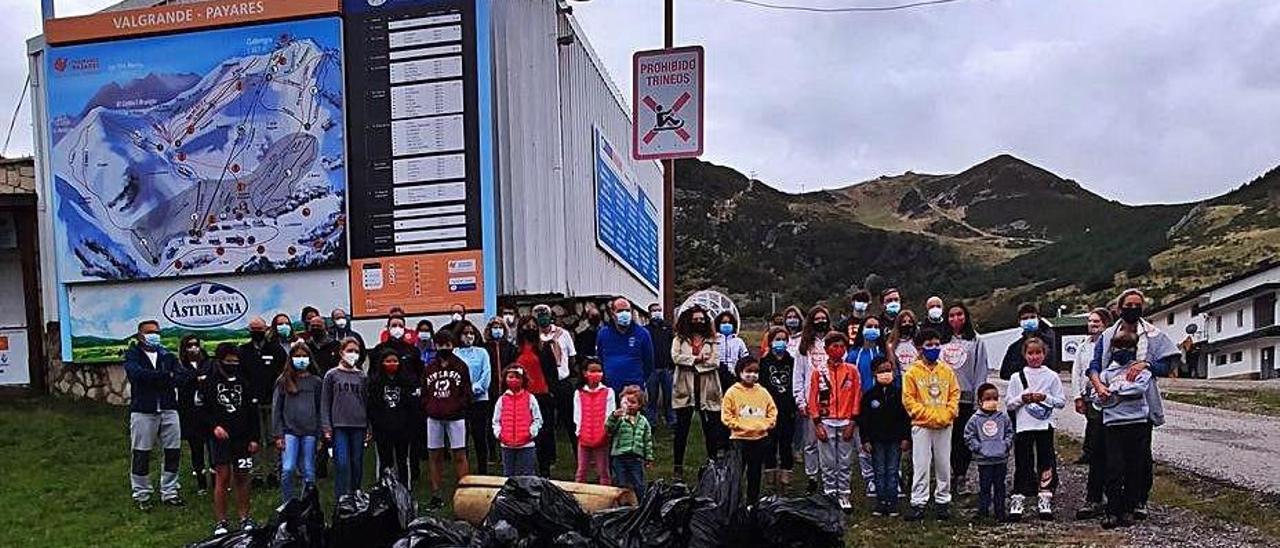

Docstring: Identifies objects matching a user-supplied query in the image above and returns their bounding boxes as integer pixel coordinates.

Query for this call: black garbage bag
[188,529,271,548]
[468,520,520,548]
[589,480,700,548]
[552,531,592,548]
[688,452,743,548]
[480,477,588,546]
[330,488,403,548]
[749,495,845,548]
[378,468,417,530]
[392,515,476,548]
[271,484,327,548]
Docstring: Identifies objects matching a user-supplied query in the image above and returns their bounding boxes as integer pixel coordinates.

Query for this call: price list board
[344,0,486,316]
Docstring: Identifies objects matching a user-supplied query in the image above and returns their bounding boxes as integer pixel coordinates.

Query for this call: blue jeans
[332,427,366,498]
[612,455,646,498]
[646,369,676,425]
[281,434,317,503]
[978,462,1007,518]
[871,440,901,508]
[502,447,537,476]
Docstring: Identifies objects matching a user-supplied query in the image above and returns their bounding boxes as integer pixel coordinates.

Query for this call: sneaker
[428,496,445,510]
[1037,492,1053,521]
[212,521,231,536]
[952,479,970,497]
[935,503,951,521]
[162,495,186,507]
[837,495,853,514]
[887,505,900,518]
[135,499,154,513]
[871,504,886,517]
[904,505,925,522]
[865,480,877,498]
[1133,503,1148,521]
[240,518,259,531]
[1075,501,1102,520]
[1102,513,1134,529]
[1009,494,1025,520]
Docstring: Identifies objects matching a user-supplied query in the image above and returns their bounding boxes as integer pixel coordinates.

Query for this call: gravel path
[1028,377,1280,495]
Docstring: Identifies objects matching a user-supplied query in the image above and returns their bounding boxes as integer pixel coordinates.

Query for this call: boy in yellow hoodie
[902,328,961,522]
[722,357,778,502]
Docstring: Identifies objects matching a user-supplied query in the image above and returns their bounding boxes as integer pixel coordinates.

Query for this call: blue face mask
[143,333,162,348]
[771,340,787,354]
[291,357,310,371]
[1112,350,1136,365]
[922,346,942,363]
[616,310,632,327]
[719,323,734,336]
[1020,318,1039,333]
[276,324,292,337]
[853,301,869,313]
[490,327,505,340]
[862,327,881,342]
[885,302,902,316]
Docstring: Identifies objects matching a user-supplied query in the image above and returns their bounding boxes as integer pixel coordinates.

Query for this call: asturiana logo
[163,282,249,329]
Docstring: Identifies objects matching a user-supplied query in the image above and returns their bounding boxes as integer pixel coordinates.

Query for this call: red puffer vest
[499,390,534,448]
[577,388,610,448]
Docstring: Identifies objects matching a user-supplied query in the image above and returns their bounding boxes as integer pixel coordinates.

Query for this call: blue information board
[594,127,660,292]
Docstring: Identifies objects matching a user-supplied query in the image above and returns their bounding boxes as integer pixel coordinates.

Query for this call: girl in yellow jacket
[901,328,961,522]
[722,357,778,502]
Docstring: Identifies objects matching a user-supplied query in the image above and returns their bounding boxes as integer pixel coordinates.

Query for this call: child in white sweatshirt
[1005,337,1065,521]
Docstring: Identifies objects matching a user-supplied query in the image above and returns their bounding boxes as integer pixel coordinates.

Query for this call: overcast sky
[5,0,1279,204]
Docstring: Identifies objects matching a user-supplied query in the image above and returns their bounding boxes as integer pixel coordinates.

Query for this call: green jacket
[606,413,655,461]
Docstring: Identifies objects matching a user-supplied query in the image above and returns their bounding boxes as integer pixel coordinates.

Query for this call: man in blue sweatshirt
[124,319,189,511]
[595,297,655,396]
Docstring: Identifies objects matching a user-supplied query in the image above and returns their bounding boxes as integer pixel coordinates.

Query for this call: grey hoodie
[964,408,1014,465]
[941,336,988,404]
[321,366,368,430]
[1098,359,1153,426]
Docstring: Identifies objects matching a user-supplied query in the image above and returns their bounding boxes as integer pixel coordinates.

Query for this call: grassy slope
[2,396,1279,547]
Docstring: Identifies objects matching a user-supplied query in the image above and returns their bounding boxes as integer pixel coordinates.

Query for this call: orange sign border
[45,0,340,45]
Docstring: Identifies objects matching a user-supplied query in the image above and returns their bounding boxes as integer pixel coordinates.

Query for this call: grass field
[1164,389,1280,418]
[1,396,1278,547]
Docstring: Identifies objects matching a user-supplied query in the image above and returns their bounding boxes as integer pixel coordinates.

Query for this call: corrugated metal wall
[491,0,664,305]
[490,0,567,296]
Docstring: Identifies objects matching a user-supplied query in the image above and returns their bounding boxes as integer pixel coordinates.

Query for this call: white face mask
[928,307,943,321]
[740,372,759,384]
[342,352,360,367]
[503,314,515,325]
[389,326,405,339]
[451,313,463,322]
[335,318,348,329]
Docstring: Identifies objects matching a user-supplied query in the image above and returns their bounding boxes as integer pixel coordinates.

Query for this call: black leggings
[673,407,725,468]
[1013,429,1058,497]
[188,436,209,474]
[1084,408,1106,503]
[1105,422,1152,517]
[738,438,770,502]
[467,402,492,475]
[764,410,796,470]
[950,402,975,482]
[534,394,557,477]
[375,438,412,485]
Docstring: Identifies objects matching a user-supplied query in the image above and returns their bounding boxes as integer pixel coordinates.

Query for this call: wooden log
[451,475,638,525]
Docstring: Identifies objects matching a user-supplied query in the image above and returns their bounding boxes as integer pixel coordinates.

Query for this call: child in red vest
[574,358,617,484]
[492,366,544,476]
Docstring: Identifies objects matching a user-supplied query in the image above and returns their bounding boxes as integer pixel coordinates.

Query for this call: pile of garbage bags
[188,458,845,548]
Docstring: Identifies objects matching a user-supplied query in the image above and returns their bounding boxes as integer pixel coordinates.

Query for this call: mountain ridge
[673,154,1279,328]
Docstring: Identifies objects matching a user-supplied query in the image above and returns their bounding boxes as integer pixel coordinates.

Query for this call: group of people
[123,286,1174,536]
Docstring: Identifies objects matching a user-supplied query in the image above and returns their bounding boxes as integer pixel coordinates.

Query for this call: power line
[2,73,30,158]
[715,0,969,13]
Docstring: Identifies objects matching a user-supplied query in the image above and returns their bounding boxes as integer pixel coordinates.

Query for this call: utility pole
[661,0,676,316]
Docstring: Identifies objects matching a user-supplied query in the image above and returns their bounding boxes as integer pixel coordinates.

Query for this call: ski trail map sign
[45,15,347,282]
[632,46,704,161]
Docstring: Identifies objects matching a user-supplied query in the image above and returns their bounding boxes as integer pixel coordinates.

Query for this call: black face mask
[1120,307,1143,324]
[900,325,916,337]
[812,321,830,333]
[437,348,454,358]
[310,327,326,338]
[250,331,266,343]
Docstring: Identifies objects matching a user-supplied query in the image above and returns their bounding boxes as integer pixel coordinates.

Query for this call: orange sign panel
[45,0,341,45]
[350,250,484,318]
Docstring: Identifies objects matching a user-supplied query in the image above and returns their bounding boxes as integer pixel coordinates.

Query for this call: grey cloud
[574,0,1280,204]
